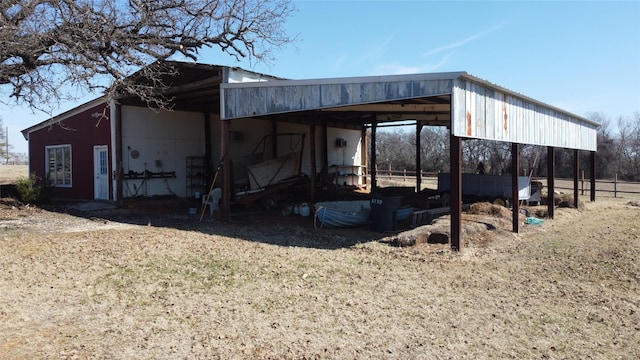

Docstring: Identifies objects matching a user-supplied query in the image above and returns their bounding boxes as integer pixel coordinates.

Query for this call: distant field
[0,165,29,184]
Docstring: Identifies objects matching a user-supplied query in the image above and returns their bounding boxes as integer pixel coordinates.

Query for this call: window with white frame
[46,145,72,186]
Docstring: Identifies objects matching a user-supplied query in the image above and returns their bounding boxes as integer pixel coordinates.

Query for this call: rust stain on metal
[503,94,509,134]
[466,111,472,136]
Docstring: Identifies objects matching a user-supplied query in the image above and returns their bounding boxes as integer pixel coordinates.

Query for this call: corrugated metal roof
[221,72,598,151]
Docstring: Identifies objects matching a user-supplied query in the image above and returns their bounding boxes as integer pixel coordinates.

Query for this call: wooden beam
[512,143,520,233]
[322,103,451,113]
[547,146,555,219]
[162,76,222,95]
[376,114,451,123]
[450,134,462,251]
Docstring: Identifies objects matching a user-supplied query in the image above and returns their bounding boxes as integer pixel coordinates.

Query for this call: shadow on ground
[42,197,393,250]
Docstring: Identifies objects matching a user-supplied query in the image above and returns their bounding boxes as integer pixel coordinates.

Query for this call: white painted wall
[327,127,364,186]
[120,105,364,197]
[276,122,363,186]
[121,106,205,198]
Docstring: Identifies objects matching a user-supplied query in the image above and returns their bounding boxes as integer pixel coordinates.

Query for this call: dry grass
[0,165,28,185]
[1,197,638,359]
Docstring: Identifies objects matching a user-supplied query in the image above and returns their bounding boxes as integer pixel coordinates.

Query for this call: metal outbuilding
[220,72,599,250]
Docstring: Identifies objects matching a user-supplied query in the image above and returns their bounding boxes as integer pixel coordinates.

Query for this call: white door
[94,145,109,200]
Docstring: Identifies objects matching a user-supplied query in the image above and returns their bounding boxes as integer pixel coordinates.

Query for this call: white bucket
[293,204,300,215]
[300,203,310,217]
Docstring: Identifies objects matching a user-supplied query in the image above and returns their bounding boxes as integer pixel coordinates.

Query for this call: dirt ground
[1,194,639,359]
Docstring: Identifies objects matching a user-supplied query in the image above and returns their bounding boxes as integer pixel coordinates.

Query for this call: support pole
[309,120,317,203]
[511,143,520,233]
[370,121,378,193]
[361,127,368,189]
[590,151,596,202]
[221,120,231,221]
[574,149,580,209]
[416,122,423,192]
[114,103,123,206]
[450,135,462,251]
[547,146,555,219]
[321,124,328,171]
[204,112,212,185]
[271,120,278,158]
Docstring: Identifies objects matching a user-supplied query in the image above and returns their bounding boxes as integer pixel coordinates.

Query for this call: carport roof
[221,72,599,151]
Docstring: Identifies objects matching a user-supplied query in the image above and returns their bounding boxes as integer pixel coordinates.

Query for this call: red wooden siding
[28,103,112,200]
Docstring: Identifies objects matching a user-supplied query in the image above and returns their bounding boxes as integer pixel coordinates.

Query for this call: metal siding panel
[222,88,234,119]
[222,76,459,119]
[466,82,475,137]
[301,84,321,109]
[340,84,352,104]
[385,81,412,99]
[493,91,503,141]
[220,74,597,151]
[452,81,467,137]
[474,83,486,138]
[486,89,496,140]
[361,82,386,103]
[320,84,342,107]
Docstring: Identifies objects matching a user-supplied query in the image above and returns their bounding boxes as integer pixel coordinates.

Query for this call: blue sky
[2,0,639,155]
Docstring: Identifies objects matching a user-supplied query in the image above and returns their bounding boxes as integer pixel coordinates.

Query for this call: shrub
[15,173,47,204]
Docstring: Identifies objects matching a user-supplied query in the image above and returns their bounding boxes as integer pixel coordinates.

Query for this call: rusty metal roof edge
[458,73,600,128]
[220,71,468,89]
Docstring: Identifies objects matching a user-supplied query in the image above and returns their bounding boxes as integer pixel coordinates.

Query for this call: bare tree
[420,126,448,172]
[0,0,294,110]
[625,111,640,181]
[0,117,6,162]
[375,129,414,172]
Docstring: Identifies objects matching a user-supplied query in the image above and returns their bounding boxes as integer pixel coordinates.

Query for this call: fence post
[581,170,585,195]
[614,173,618,198]
[403,169,406,182]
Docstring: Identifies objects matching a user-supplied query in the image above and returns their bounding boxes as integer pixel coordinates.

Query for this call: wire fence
[371,167,640,199]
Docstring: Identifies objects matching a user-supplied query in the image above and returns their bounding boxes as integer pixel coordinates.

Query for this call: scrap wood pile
[0,197,39,218]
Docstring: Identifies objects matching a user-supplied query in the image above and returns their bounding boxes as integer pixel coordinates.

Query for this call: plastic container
[300,203,311,217]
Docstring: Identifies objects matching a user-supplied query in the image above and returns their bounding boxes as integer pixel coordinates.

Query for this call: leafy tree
[0,0,294,110]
